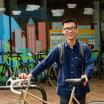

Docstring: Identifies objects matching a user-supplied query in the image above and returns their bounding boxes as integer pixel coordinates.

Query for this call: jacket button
[71,71,73,73]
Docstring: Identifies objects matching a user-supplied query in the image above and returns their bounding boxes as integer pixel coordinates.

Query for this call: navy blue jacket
[30,41,94,97]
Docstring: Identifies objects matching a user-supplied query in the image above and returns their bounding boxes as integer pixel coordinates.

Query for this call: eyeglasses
[63,27,77,31]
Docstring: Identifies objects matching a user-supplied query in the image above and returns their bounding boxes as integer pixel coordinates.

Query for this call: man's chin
[68,37,74,40]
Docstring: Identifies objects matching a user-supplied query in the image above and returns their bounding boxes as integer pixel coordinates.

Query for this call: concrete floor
[0,78,104,104]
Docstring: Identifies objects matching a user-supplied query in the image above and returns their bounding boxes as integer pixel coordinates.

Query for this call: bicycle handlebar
[9,78,30,95]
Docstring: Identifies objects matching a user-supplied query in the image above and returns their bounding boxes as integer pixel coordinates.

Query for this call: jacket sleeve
[84,45,94,78]
[30,47,59,77]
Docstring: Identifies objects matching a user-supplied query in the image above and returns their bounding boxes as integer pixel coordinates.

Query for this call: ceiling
[4,0,104,30]
[15,0,95,24]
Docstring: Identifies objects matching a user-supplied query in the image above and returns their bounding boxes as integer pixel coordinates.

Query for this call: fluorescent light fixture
[83,8,94,15]
[0,7,5,11]
[51,9,64,16]
[12,10,22,15]
[26,4,40,11]
[67,4,77,8]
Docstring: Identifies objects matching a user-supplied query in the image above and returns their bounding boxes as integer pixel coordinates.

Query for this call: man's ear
[76,28,78,34]
[63,29,65,35]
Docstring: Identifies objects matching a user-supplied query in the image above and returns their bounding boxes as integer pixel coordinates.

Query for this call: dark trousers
[60,95,86,104]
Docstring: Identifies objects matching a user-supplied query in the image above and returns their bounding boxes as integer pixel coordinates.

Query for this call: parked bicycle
[27,52,47,84]
[0,51,12,85]
[47,62,58,87]
[96,51,104,79]
[0,51,30,86]
[27,52,58,87]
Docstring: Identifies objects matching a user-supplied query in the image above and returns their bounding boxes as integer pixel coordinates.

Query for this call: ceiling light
[0,7,5,11]
[51,9,64,16]
[83,8,94,15]
[67,4,77,8]
[12,10,22,15]
[26,4,40,11]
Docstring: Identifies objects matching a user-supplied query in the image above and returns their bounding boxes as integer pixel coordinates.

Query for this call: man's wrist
[28,74,33,79]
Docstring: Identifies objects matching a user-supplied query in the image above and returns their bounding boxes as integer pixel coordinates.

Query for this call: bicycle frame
[69,86,80,104]
[23,87,49,104]
[9,78,50,104]
[9,78,85,104]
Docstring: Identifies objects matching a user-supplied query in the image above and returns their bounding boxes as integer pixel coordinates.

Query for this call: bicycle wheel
[48,65,58,87]
[87,101,104,104]
[0,63,12,85]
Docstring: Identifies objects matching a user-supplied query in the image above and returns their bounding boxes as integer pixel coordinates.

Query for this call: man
[19,18,94,104]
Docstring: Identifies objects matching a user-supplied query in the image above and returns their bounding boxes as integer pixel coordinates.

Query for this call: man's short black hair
[62,18,78,27]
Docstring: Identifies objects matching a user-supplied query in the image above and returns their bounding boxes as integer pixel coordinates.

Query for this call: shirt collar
[64,40,79,48]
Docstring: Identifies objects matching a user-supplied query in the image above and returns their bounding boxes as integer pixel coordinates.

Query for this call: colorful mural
[27,18,36,53]
[0,14,19,51]
[0,15,47,53]
[50,22,96,49]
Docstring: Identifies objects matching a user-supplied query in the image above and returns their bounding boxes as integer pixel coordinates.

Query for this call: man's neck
[67,39,76,49]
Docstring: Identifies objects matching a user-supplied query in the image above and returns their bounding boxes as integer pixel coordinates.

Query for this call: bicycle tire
[0,63,12,85]
[87,101,104,104]
[48,65,58,87]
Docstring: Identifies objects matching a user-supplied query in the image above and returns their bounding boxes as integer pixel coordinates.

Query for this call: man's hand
[19,73,33,79]
[81,74,88,86]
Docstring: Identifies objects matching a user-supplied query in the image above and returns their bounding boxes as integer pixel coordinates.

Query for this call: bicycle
[9,77,104,104]
[47,63,58,87]
[0,51,12,85]
[9,77,84,104]
[9,78,50,104]
[0,51,30,86]
[27,52,58,87]
[27,52,47,84]
[96,51,104,79]
[6,53,29,79]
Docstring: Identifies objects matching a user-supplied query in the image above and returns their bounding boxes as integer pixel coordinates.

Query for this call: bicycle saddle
[64,78,85,86]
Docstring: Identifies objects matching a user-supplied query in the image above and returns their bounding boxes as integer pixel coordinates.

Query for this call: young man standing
[19,18,94,104]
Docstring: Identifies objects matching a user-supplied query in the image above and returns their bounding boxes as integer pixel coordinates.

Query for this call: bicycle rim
[87,101,104,104]
[48,65,57,87]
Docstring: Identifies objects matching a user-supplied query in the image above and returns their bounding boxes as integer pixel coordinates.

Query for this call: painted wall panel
[27,18,36,53]
[38,22,46,50]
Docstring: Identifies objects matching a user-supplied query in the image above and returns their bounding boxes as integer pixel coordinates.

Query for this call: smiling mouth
[67,33,73,37]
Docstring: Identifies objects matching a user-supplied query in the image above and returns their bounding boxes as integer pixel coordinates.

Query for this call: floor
[0,78,104,104]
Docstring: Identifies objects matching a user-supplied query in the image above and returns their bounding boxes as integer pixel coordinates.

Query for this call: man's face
[63,22,78,41]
